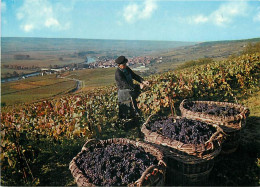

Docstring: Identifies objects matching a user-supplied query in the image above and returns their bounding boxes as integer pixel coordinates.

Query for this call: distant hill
[2,37,259,75]
[148,37,260,73]
[197,38,260,47]
[1,37,196,57]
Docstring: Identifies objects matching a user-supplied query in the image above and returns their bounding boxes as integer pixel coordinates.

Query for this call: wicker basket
[141,115,223,185]
[180,99,250,153]
[221,130,241,154]
[166,166,212,185]
[69,138,167,186]
[180,99,250,132]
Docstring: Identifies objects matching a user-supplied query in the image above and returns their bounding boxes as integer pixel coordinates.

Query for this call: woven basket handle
[180,99,186,108]
[135,159,166,186]
[205,127,225,149]
[158,160,167,168]
[82,139,101,151]
[144,114,154,125]
[134,165,160,186]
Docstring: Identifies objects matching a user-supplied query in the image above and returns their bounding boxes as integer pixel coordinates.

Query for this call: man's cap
[115,56,128,64]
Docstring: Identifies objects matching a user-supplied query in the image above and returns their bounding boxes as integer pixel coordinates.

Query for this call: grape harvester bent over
[115,56,149,123]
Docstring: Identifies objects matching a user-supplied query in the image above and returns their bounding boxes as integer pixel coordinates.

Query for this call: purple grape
[148,117,216,145]
[75,143,158,186]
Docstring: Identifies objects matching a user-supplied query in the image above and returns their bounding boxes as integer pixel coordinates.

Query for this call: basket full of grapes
[180,100,250,154]
[69,138,167,186]
[180,99,250,132]
[141,115,224,157]
[141,115,223,184]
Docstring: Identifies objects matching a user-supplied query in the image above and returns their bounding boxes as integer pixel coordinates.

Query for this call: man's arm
[127,67,144,83]
[115,69,135,90]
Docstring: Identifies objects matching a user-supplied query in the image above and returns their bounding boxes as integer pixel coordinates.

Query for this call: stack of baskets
[180,99,250,154]
[69,138,167,186]
[141,115,224,185]
[69,99,250,186]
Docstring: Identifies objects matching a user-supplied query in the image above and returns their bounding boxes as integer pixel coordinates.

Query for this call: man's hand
[142,81,150,86]
[140,81,150,89]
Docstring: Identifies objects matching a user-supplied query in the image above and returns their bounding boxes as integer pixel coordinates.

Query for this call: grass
[62,68,117,91]
[1,49,84,78]
[1,74,77,106]
[2,55,84,68]
[1,69,35,76]
[1,68,119,107]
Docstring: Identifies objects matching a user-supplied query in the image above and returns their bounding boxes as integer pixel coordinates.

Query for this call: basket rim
[141,114,224,159]
[69,138,167,187]
[180,99,250,125]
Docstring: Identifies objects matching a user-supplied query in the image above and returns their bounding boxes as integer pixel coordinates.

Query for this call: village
[41,55,162,75]
[2,55,163,82]
[84,56,157,69]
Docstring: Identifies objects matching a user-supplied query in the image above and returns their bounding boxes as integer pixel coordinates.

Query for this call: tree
[13,71,19,77]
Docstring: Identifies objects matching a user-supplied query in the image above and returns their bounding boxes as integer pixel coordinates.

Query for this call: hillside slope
[148,38,260,73]
[1,52,259,186]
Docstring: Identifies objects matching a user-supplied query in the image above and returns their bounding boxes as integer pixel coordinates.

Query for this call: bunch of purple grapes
[76,143,157,186]
[149,117,216,145]
[184,101,240,117]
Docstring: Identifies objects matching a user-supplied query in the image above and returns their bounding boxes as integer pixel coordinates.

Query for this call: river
[85,57,96,64]
[1,72,41,83]
[2,57,97,83]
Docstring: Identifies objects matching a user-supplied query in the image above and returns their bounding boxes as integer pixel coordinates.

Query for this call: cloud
[45,18,60,28]
[186,1,249,26]
[194,15,208,24]
[254,12,260,22]
[123,0,157,23]
[210,1,248,26]
[142,0,157,19]
[187,15,208,24]
[254,7,260,22]
[1,1,6,12]
[123,4,139,23]
[23,24,35,32]
[16,0,72,32]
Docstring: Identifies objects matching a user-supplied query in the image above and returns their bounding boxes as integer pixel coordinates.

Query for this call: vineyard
[1,53,260,185]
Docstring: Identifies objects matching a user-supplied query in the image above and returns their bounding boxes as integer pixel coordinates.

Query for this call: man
[115,56,149,120]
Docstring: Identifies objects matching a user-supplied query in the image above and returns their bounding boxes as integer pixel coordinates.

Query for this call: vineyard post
[168,96,176,117]
[168,79,176,117]
[12,133,28,183]
[12,132,35,184]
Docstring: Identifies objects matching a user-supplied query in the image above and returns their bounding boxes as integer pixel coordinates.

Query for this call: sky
[1,0,260,42]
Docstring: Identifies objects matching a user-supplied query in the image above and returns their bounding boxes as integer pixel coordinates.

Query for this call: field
[2,54,83,68]
[1,50,84,78]
[63,68,116,91]
[1,67,119,107]
[1,74,77,107]
[1,68,35,75]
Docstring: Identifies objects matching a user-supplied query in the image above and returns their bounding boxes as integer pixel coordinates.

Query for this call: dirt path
[59,74,83,93]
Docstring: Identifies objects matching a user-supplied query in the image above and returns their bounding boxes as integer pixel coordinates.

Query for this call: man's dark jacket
[115,66,143,91]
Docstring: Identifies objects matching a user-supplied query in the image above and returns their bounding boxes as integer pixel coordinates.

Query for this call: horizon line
[1,36,260,43]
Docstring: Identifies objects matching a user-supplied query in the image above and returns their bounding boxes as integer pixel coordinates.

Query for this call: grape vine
[1,52,259,185]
